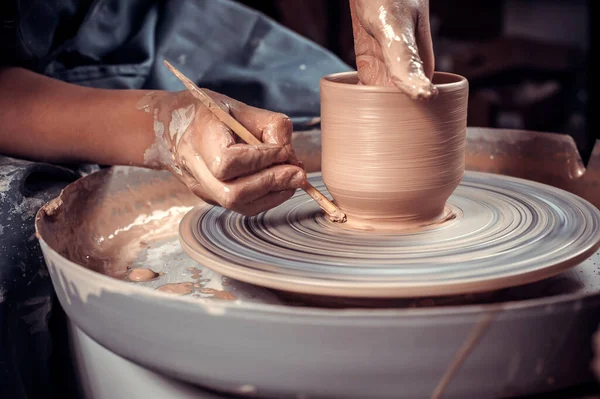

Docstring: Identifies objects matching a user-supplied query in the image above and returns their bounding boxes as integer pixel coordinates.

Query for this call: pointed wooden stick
[164,60,347,223]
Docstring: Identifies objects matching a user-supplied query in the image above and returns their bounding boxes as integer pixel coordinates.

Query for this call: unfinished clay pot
[320,71,469,230]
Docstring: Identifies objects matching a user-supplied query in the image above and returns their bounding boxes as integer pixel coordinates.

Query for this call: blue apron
[0,1,350,397]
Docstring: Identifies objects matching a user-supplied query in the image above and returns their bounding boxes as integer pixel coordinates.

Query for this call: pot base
[333,204,460,232]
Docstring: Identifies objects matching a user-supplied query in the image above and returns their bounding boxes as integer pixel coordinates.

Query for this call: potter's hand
[149,90,306,216]
[350,0,436,100]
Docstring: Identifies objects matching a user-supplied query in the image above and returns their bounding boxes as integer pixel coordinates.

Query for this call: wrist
[138,90,197,173]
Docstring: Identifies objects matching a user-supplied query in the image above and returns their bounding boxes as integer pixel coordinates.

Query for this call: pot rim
[320,71,467,93]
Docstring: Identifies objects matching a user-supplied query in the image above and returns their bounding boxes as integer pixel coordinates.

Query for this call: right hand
[144,90,307,216]
[349,0,437,100]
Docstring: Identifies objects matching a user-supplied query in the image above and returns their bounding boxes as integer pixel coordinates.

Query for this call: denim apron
[0,1,350,396]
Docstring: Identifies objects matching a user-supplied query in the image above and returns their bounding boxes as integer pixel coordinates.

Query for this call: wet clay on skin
[136,91,193,175]
[320,71,468,231]
[135,89,306,218]
[35,167,196,279]
[188,266,203,280]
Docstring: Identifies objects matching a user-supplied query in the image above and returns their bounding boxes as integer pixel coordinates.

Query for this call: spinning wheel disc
[179,172,600,297]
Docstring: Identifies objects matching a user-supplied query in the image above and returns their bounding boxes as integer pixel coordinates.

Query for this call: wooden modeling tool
[163,60,347,223]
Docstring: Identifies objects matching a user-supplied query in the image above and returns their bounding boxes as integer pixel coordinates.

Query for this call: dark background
[239,0,596,164]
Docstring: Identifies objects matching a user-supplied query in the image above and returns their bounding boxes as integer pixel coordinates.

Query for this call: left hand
[349,0,437,100]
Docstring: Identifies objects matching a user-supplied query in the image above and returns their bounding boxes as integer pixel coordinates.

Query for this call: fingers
[415,4,435,81]
[355,55,391,87]
[175,91,307,214]
[350,0,387,86]
[194,113,290,181]
[374,16,437,100]
[352,0,437,100]
[203,90,303,168]
[233,103,293,147]
[218,165,305,214]
[210,143,291,181]
[184,155,306,215]
[204,90,293,145]
[176,167,218,206]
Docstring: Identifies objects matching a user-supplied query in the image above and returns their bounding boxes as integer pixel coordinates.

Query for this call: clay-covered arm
[0,67,306,215]
[0,67,155,167]
[350,0,437,99]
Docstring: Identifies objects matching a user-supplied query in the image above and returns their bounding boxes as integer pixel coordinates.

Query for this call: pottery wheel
[180,171,600,298]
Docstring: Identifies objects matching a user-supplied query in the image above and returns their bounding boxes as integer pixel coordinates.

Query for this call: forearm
[0,67,156,166]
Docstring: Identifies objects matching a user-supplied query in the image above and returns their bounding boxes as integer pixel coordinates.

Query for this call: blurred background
[239,0,596,163]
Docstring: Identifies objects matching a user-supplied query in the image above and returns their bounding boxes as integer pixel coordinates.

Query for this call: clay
[156,282,193,295]
[349,0,436,100]
[200,288,237,301]
[34,167,197,279]
[188,267,203,280]
[320,71,468,231]
[128,268,159,282]
[136,92,175,171]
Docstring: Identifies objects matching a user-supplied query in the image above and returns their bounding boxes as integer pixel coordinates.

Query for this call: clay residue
[135,91,155,113]
[35,167,198,279]
[169,105,195,147]
[349,0,436,99]
[320,72,468,231]
[337,204,459,233]
[200,288,237,301]
[128,268,159,282]
[156,282,193,295]
[188,267,203,280]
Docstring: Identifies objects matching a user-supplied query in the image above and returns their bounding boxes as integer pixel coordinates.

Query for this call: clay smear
[320,71,468,231]
[200,288,237,301]
[136,92,198,176]
[128,268,159,282]
[136,92,174,170]
[156,282,194,295]
[169,105,195,148]
[349,0,436,99]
